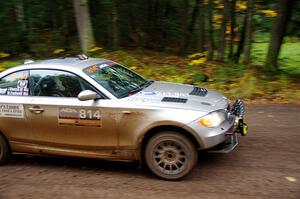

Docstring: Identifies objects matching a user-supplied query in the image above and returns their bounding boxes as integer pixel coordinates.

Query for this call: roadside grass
[100,49,300,103]
[252,42,300,75]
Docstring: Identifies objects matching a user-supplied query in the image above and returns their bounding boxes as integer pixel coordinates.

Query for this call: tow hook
[238,119,248,136]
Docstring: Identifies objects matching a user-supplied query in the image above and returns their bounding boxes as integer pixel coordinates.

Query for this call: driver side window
[29,70,99,98]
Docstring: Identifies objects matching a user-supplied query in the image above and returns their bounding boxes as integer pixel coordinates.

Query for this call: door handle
[28,106,45,114]
[122,110,132,114]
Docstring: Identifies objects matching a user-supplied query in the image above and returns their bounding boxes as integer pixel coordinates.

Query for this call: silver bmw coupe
[0,55,247,180]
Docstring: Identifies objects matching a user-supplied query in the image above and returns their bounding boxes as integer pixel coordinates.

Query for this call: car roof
[0,57,111,77]
[24,57,109,70]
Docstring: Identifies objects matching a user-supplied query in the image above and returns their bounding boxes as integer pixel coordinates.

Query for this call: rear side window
[0,70,29,96]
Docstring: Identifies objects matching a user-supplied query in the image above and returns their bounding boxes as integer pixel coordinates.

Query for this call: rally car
[0,55,247,180]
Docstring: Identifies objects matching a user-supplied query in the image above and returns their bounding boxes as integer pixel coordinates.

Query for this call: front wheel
[0,134,10,165]
[145,132,198,180]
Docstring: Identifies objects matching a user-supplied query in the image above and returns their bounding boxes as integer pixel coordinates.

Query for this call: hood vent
[162,97,188,103]
[189,87,208,97]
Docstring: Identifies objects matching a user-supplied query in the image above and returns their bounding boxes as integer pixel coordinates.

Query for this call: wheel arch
[139,125,201,164]
[0,131,11,151]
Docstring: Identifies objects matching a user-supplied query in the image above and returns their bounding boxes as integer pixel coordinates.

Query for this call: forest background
[0,0,299,103]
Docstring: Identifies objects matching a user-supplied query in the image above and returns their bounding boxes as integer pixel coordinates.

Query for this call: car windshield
[83,62,152,98]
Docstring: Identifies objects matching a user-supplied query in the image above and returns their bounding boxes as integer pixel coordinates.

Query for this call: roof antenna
[77,54,88,60]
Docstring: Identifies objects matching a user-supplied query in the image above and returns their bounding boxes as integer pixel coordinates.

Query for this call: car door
[0,70,34,144]
[26,69,118,150]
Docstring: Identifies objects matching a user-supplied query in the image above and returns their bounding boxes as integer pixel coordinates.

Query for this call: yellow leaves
[226,23,231,34]
[233,36,240,42]
[236,0,247,10]
[213,1,224,9]
[188,52,205,59]
[213,14,223,22]
[212,14,223,29]
[234,26,239,33]
[52,49,65,54]
[88,46,103,52]
[213,23,221,29]
[0,52,10,58]
[0,66,5,72]
[188,52,206,66]
[189,57,206,66]
[260,9,277,17]
[130,66,137,70]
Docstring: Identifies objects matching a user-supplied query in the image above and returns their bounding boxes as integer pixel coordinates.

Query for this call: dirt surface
[0,105,299,199]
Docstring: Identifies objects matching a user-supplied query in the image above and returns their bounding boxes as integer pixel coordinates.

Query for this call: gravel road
[0,105,299,199]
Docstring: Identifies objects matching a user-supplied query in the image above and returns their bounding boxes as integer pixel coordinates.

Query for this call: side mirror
[78,90,97,101]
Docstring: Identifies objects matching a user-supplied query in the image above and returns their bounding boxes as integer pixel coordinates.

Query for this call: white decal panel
[0,104,24,118]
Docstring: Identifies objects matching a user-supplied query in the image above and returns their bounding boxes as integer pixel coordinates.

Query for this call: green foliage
[0,60,22,72]
[191,73,206,83]
[251,38,300,75]
[0,0,299,103]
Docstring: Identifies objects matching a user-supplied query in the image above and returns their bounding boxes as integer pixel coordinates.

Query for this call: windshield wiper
[142,80,154,88]
[128,80,154,96]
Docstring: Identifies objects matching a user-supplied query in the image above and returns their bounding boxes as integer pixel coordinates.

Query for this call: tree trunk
[207,0,215,60]
[243,0,254,64]
[179,0,189,54]
[111,0,119,49]
[197,0,205,52]
[265,0,292,71]
[185,0,199,51]
[228,0,236,60]
[15,0,28,52]
[217,0,229,62]
[73,0,95,53]
[233,15,246,63]
[184,0,205,52]
[61,2,71,49]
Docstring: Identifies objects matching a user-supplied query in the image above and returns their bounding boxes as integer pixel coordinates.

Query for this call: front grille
[161,97,188,103]
[189,87,208,97]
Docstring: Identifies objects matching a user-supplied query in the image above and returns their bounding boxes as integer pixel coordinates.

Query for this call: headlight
[198,111,226,128]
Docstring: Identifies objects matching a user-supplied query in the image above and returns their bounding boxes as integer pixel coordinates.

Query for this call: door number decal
[58,107,102,127]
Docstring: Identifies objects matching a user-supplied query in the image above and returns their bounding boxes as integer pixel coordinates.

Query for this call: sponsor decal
[17,80,28,88]
[0,88,7,95]
[7,87,29,96]
[141,91,157,95]
[85,65,98,74]
[0,104,24,118]
[58,107,102,127]
[85,62,115,74]
[99,63,109,68]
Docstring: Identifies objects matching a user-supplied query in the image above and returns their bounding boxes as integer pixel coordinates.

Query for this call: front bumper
[209,99,248,153]
[183,99,247,152]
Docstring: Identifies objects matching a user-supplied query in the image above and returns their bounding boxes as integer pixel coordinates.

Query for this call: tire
[0,134,10,165]
[145,131,198,180]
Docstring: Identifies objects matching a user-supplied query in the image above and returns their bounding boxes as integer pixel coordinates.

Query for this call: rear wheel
[0,134,10,165]
[145,132,197,180]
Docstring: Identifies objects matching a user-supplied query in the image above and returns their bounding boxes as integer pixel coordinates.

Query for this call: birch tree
[73,0,95,53]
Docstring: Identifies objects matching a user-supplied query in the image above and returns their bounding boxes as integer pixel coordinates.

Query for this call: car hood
[125,81,229,112]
